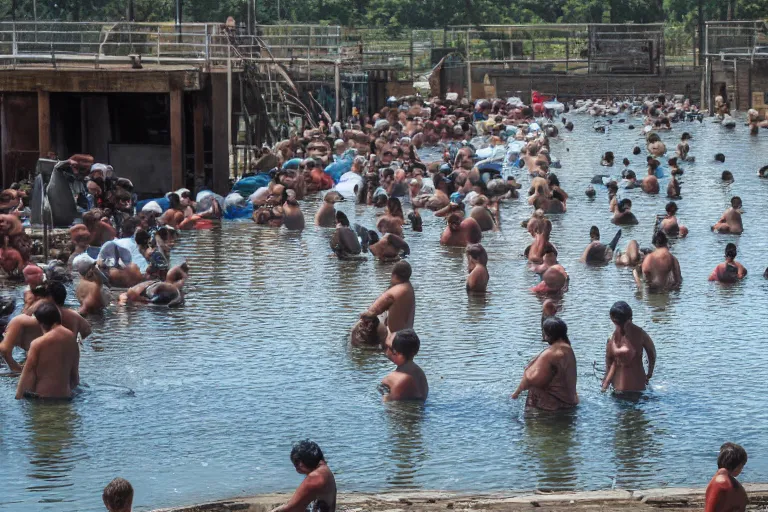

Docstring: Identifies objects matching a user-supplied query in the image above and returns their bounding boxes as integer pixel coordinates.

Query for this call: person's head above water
[389,328,420,361]
[717,442,748,476]
[652,230,668,248]
[666,201,678,216]
[589,225,600,241]
[391,260,412,284]
[34,301,61,331]
[167,192,181,210]
[542,316,569,345]
[102,477,134,512]
[617,198,632,212]
[731,196,742,209]
[609,300,633,326]
[722,170,734,182]
[44,281,67,306]
[466,243,488,266]
[290,439,325,474]
[633,146,641,155]
[542,299,558,317]
[715,153,725,163]
[725,243,737,261]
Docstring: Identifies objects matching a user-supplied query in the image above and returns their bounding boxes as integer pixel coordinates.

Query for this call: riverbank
[154,484,768,512]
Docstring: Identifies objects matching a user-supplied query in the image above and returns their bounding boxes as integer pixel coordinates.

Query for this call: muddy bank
[154,485,768,512]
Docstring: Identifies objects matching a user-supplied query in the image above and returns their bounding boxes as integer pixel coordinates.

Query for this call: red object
[531,91,545,104]
[533,103,545,114]
[193,219,215,230]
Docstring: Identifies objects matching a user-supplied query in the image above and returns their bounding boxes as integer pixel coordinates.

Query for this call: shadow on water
[24,401,85,501]
[611,399,659,488]
[522,408,579,491]
[383,401,427,488]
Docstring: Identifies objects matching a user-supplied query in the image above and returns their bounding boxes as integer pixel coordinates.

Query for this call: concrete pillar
[37,90,51,158]
[170,89,184,191]
[211,74,229,195]
[193,95,205,193]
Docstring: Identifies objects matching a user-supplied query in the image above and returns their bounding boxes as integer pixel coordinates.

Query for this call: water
[2,114,768,512]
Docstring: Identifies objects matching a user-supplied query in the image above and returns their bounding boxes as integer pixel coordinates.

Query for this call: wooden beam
[0,69,202,93]
[37,90,51,158]
[193,95,205,193]
[170,89,184,191]
[211,74,229,196]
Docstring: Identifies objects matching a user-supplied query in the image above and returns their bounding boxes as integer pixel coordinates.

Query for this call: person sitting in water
[330,212,361,259]
[705,442,748,512]
[511,316,578,411]
[1,282,91,373]
[530,245,568,294]
[466,243,489,293]
[73,254,111,315]
[721,170,734,183]
[350,312,386,348]
[21,264,46,313]
[364,261,415,334]
[636,231,682,290]
[119,280,184,307]
[103,477,134,512]
[712,196,744,234]
[271,440,337,512]
[145,226,176,281]
[581,226,622,265]
[612,198,639,225]
[381,329,428,402]
[603,301,655,393]
[315,191,344,228]
[658,201,688,238]
[440,214,482,247]
[641,163,660,194]
[15,302,79,400]
[526,217,553,263]
[709,243,747,283]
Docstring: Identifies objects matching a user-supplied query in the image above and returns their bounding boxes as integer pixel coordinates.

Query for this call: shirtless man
[705,442,748,512]
[381,329,428,401]
[364,261,415,334]
[330,212,361,258]
[637,231,682,290]
[469,196,498,231]
[0,282,91,373]
[709,243,747,283]
[271,440,336,512]
[641,165,660,194]
[612,199,639,226]
[119,280,184,307]
[368,233,410,261]
[440,214,482,247]
[581,226,622,265]
[712,197,744,234]
[315,192,343,228]
[527,218,553,263]
[530,245,568,294]
[74,255,111,315]
[15,302,79,400]
[604,301,656,393]
[658,202,687,238]
[466,243,489,293]
[158,193,185,228]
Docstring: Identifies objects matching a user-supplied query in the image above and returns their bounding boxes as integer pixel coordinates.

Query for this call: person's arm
[704,476,729,512]
[605,335,615,374]
[78,292,100,316]
[643,332,657,383]
[580,243,594,263]
[271,475,321,512]
[738,262,747,278]
[0,316,25,373]
[672,256,683,286]
[77,315,92,340]
[512,352,552,398]
[708,264,721,282]
[602,362,617,392]
[15,341,39,399]
[70,342,80,388]
[367,292,394,317]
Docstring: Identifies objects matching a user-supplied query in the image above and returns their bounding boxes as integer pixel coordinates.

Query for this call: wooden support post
[211,74,229,195]
[170,89,184,191]
[193,95,205,193]
[37,90,50,157]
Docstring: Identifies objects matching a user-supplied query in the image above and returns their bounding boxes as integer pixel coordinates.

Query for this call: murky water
[2,114,768,512]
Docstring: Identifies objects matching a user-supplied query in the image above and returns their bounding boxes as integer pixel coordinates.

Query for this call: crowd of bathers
[1,91,766,512]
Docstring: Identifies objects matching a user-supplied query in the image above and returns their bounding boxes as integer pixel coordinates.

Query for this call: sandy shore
[154,484,768,512]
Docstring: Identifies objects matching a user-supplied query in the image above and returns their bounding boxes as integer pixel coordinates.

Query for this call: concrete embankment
[154,484,768,512]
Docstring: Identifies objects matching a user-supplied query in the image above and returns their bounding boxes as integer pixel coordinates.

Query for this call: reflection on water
[384,402,427,488]
[522,409,579,491]
[2,115,768,511]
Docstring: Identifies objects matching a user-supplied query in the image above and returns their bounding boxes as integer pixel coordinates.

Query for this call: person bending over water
[705,442,748,512]
[102,477,133,512]
[119,280,184,307]
[712,196,744,234]
[73,255,111,315]
[530,245,568,295]
[15,303,79,400]
[364,261,415,334]
[511,317,578,411]
[581,226,622,265]
[604,301,655,394]
[612,199,638,226]
[709,243,747,283]
[381,329,428,401]
[271,440,336,512]
[368,232,410,261]
[350,312,385,348]
[636,231,682,290]
[466,243,489,293]
[658,201,688,237]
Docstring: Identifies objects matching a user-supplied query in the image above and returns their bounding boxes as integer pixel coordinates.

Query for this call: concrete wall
[109,143,172,197]
[0,93,39,187]
[83,96,111,163]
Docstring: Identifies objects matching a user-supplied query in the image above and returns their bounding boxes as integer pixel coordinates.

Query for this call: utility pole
[175,0,183,27]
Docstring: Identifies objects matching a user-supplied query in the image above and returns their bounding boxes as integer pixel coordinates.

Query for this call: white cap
[72,253,96,276]
[142,201,163,214]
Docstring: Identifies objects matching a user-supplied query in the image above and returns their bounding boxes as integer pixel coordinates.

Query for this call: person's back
[382,329,428,401]
[705,443,748,512]
[642,247,675,287]
[15,303,78,399]
[272,440,336,512]
[387,281,415,332]
[535,341,577,408]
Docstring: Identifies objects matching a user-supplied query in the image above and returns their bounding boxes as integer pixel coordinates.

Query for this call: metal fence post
[205,24,210,68]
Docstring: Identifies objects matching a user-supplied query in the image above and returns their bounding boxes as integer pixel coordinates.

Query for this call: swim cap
[142,201,162,214]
